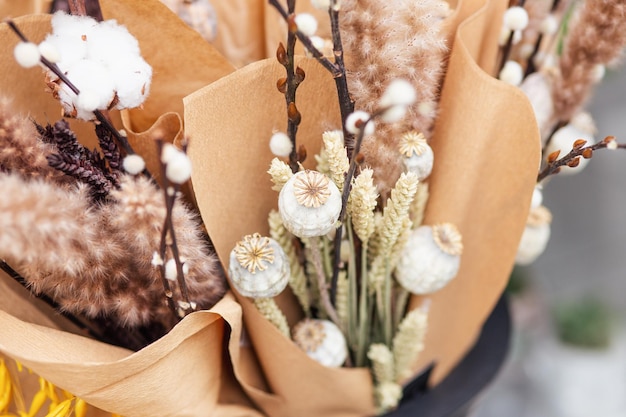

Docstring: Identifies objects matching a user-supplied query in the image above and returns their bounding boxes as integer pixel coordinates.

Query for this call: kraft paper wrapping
[409,0,541,384]
[0,0,540,416]
[186,2,538,416]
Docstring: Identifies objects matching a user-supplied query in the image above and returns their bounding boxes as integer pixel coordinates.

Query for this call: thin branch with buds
[155,140,194,320]
[538,136,625,182]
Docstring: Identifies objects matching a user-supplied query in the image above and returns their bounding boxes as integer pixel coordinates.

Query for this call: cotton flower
[294,13,318,37]
[293,319,348,367]
[278,170,342,238]
[229,234,290,298]
[395,223,463,294]
[37,41,61,63]
[43,12,152,120]
[516,206,552,265]
[345,111,374,135]
[122,154,146,175]
[13,42,40,68]
[269,131,293,157]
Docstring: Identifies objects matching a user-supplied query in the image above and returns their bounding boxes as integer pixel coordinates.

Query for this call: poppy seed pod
[293,318,348,367]
[395,223,463,294]
[229,233,290,298]
[278,170,342,238]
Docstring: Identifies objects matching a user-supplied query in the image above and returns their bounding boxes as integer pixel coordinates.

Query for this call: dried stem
[330,111,379,304]
[267,0,354,153]
[307,237,342,328]
[155,140,193,319]
[328,0,355,156]
[68,0,87,16]
[538,136,625,182]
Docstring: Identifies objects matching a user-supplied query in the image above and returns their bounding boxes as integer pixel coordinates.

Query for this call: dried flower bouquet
[0,0,623,415]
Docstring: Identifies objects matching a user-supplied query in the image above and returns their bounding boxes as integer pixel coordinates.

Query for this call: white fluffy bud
[294,13,318,37]
[499,60,524,86]
[345,111,375,135]
[503,6,529,31]
[122,154,146,175]
[165,152,192,184]
[269,132,293,157]
[14,42,41,68]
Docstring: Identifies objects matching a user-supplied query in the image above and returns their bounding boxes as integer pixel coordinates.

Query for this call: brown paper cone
[186,57,377,417]
[409,0,540,384]
[0,293,262,417]
[98,0,235,134]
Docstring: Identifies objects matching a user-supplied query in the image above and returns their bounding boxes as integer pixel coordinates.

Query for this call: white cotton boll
[87,19,140,65]
[122,154,146,175]
[503,6,529,31]
[77,89,100,112]
[345,111,374,135]
[499,60,524,86]
[50,11,97,41]
[166,152,193,184]
[540,15,559,36]
[14,42,41,68]
[269,132,293,157]
[379,79,417,108]
[56,59,115,120]
[44,33,89,71]
[310,0,331,10]
[294,13,318,37]
[109,55,152,109]
[38,41,61,63]
[165,259,178,281]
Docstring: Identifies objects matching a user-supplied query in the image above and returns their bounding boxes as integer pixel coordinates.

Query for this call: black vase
[384,295,511,417]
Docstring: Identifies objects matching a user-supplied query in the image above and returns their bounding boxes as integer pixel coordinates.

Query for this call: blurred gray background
[472,65,626,417]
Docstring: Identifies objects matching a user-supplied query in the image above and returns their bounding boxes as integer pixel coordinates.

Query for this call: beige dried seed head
[399,131,429,157]
[432,223,463,256]
[233,233,275,273]
[294,170,332,208]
